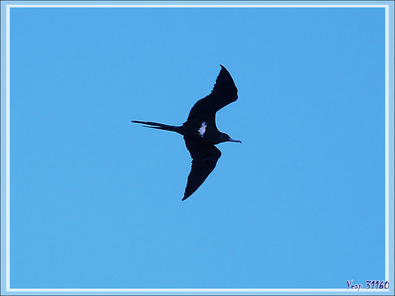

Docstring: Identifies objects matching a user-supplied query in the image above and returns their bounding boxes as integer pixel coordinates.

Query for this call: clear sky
[8,3,387,290]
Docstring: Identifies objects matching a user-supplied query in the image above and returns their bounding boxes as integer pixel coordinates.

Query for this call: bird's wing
[183,137,222,200]
[186,65,238,122]
[210,65,238,110]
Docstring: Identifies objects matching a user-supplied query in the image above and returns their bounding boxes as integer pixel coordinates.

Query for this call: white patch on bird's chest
[198,122,207,137]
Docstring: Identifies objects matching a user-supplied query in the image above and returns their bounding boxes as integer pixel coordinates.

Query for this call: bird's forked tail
[131,120,182,134]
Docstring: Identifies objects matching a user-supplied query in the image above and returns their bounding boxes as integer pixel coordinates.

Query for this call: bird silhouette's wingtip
[219,64,230,73]
[182,192,193,201]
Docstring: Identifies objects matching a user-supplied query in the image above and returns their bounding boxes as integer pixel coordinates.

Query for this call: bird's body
[132,65,241,200]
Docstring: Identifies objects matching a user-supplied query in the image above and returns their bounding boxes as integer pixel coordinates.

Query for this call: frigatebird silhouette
[132,65,241,201]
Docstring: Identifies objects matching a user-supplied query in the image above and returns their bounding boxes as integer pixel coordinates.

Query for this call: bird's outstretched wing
[183,137,222,200]
[210,64,238,110]
[186,65,238,122]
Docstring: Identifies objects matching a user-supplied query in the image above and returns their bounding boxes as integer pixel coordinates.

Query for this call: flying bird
[132,65,241,201]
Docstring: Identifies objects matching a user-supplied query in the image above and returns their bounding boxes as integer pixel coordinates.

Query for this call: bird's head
[219,133,242,144]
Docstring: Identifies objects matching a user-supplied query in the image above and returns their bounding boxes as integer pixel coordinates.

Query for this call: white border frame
[1,1,394,295]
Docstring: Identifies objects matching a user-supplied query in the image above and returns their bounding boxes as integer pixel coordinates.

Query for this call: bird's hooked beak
[228,138,242,143]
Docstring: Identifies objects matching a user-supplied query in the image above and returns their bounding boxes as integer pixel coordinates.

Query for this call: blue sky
[3,2,392,291]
